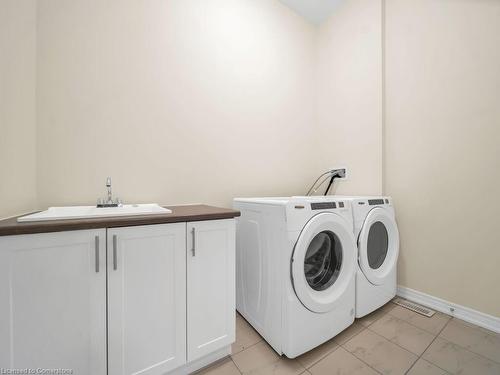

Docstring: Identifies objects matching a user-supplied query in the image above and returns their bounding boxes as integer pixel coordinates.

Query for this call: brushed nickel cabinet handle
[95,236,99,273]
[113,235,118,270]
[191,227,196,257]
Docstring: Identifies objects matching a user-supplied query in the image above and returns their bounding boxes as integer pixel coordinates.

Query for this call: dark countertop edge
[0,204,240,237]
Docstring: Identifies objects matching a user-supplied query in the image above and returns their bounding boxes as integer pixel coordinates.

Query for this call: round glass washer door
[292,212,356,313]
[357,207,399,286]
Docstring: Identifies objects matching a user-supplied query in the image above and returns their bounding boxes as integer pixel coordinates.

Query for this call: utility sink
[17,204,172,222]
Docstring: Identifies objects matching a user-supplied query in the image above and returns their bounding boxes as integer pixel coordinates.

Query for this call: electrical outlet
[330,166,348,180]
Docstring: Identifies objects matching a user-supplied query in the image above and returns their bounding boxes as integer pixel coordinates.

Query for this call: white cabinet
[0,229,107,375]
[107,223,186,375]
[0,218,235,375]
[187,219,235,361]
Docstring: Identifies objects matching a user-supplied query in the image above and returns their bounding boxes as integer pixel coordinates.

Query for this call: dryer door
[291,213,356,313]
[358,207,399,286]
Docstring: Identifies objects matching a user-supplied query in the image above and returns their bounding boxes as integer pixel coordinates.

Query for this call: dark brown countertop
[0,204,240,237]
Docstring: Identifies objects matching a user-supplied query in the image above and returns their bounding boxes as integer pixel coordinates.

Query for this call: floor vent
[393,298,435,317]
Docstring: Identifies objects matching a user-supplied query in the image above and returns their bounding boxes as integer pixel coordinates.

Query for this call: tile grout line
[363,309,455,374]
[365,325,420,358]
[299,343,340,370]
[357,307,390,329]
[194,356,237,375]
[361,326,420,373]
[235,315,380,372]
[372,309,453,354]
[337,327,384,375]
[232,306,499,375]
[230,336,263,357]
[332,309,403,375]
[302,321,380,369]
[434,331,500,367]
[403,317,453,375]
[295,325,368,371]
[318,310,494,375]
[413,316,500,368]
[340,308,437,374]
[338,342,383,375]
[229,355,243,375]
[386,307,453,336]
[296,322,379,373]
[443,319,500,365]
[231,307,393,374]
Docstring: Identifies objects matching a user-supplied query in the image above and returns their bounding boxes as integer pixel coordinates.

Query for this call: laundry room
[0,0,499,374]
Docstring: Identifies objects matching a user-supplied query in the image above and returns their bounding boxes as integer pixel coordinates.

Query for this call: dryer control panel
[310,202,344,210]
[367,199,390,205]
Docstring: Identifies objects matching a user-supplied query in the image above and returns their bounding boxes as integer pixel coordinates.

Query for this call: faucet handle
[106,177,112,187]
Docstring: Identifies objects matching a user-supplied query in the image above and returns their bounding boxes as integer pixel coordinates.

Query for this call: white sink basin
[17,204,172,222]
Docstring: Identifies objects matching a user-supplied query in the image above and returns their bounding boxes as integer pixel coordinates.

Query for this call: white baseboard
[397,286,500,333]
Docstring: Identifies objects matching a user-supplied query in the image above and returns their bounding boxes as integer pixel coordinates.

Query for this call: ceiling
[279,0,343,25]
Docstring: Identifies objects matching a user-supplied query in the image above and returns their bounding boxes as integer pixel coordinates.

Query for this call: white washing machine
[337,196,400,318]
[233,196,356,358]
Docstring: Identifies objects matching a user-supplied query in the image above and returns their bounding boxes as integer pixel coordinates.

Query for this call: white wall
[316,0,500,318]
[385,0,500,316]
[3,0,499,317]
[7,0,382,212]
[0,0,38,219]
[36,0,317,208]
[316,0,383,196]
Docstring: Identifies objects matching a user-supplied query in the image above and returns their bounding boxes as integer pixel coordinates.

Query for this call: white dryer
[337,196,400,318]
[233,196,356,358]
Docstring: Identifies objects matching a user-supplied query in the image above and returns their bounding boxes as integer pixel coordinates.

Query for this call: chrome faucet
[97,177,121,207]
[106,177,113,204]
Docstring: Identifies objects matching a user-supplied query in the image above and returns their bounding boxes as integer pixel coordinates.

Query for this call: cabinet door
[107,223,186,375]
[187,219,235,361]
[0,230,107,375]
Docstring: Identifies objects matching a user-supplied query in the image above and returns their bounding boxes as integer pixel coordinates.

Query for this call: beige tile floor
[196,301,500,375]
